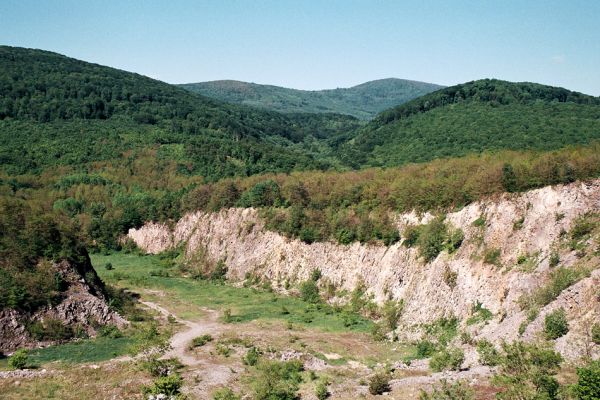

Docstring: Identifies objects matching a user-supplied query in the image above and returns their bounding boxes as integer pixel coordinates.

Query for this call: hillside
[339,79,600,168]
[0,46,360,180]
[179,78,443,120]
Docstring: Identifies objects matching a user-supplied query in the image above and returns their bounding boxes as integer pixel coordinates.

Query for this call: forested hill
[339,79,600,168]
[0,46,360,180]
[179,78,443,120]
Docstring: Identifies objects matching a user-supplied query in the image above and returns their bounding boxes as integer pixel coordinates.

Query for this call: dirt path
[140,300,223,366]
[139,300,236,397]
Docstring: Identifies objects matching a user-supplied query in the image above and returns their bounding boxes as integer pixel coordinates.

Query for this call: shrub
[98,324,122,338]
[244,346,260,366]
[368,371,391,395]
[513,217,525,231]
[491,341,563,400]
[213,387,241,400]
[419,379,474,400]
[8,349,28,370]
[216,344,231,357]
[472,215,486,228]
[573,360,600,400]
[104,262,113,270]
[548,252,560,268]
[310,268,322,282]
[476,340,499,366]
[383,299,404,331]
[592,323,600,345]
[252,360,303,400]
[315,381,329,400]
[416,340,437,358]
[26,317,74,341]
[544,308,569,340]
[483,248,501,266]
[466,301,493,325]
[144,357,182,377]
[417,217,448,262]
[210,259,228,282]
[143,374,184,398]
[519,266,590,310]
[402,225,421,247]
[430,348,464,372]
[443,267,458,289]
[299,280,320,303]
[446,229,464,253]
[190,334,213,349]
[570,214,596,241]
[371,322,387,342]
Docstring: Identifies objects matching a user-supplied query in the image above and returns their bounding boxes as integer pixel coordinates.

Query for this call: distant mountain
[178,78,443,120]
[338,79,600,168]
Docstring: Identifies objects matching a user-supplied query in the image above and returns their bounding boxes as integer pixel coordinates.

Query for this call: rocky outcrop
[0,254,126,353]
[129,179,600,359]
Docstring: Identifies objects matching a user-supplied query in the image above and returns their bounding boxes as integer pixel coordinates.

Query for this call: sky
[1,0,599,95]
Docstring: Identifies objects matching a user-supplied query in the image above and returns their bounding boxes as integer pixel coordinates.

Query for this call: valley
[0,44,599,400]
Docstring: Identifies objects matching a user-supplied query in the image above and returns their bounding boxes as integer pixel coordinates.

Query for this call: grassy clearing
[30,337,133,365]
[0,362,148,400]
[92,252,373,333]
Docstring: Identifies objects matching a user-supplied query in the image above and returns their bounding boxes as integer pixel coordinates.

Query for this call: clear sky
[1,0,599,95]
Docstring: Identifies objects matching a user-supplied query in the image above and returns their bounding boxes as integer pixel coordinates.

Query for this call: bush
[430,348,464,372]
[491,341,563,400]
[252,360,303,400]
[315,381,329,400]
[466,301,493,325]
[402,225,421,247]
[416,340,437,358]
[573,360,600,400]
[417,217,448,262]
[371,322,387,342]
[483,248,501,266]
[144,357,182,377]
[443,267,458,289]
[544,308,569,340]
[26,317,74,341]
[592,323,600,345]
[244,346,260,366]
[368,371,391,395]
[310,268,322,282]
[299,280,320,303]
[419,379,474,400]
[143,374,184,398]
[98,324,122,338]
[213,388,241,400]
[190,334,213,349]
[210,259,228,282]
[104,262,113,270]
[8,349,28,370]
[476,340,499,366]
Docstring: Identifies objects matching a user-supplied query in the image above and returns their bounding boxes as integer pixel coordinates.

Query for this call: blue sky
[1,0,599,95]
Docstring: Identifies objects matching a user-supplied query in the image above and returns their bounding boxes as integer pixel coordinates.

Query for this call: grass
[92,252,373,333]
[28,337,133,365]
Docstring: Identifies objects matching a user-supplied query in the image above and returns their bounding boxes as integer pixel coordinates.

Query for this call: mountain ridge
[179,78,443,119]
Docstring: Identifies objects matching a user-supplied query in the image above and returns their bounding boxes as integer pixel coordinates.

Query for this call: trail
[139,300,235,396]
[139,300,222,366]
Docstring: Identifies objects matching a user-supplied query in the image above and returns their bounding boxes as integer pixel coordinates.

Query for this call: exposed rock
[0,254,126,353]
[129,180,600,360]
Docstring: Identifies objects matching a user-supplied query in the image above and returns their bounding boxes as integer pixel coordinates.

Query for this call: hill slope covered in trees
[0,46,361,180]
[339,79,600,168]
[179,78,443,120]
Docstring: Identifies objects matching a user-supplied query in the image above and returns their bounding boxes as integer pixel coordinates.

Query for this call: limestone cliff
[129,180,600,359]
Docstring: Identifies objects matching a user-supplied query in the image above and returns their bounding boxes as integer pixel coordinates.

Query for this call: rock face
[0,254,126,353]
[129,180,600,359]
